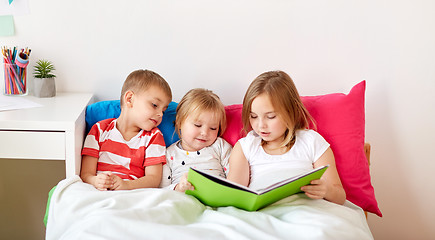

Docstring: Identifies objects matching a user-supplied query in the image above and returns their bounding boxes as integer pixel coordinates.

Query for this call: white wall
[2,0,435,239]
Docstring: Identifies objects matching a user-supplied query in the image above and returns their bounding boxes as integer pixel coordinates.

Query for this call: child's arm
[111,163,163,190]
[300,147,346,205]
[80,155,114,191]
[162,157,184,191]
[159,164,172,188]
[174,172,194,192]
[218,138,233,176]
[226,142,250,187]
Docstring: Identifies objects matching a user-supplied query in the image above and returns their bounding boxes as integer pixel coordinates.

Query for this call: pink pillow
[222,81,382,217]
[222,104,245,146]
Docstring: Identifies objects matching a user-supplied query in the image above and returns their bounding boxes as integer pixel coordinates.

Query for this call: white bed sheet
[46,176,373,240]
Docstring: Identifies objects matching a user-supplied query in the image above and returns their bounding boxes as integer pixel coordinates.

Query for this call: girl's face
[180,110,220,151]
[250,93,288,148]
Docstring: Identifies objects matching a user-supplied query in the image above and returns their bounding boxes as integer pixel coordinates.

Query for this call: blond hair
[242,71,315,150]
[120,69,172,106]
[175,88,227,137]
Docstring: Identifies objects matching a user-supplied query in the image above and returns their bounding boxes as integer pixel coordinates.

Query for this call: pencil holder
[3,63,28,96]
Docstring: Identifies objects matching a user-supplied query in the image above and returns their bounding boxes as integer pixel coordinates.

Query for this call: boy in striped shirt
[80,69,172,191]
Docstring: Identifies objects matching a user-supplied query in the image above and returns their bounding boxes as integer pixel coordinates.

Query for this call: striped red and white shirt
[82,118,166,180]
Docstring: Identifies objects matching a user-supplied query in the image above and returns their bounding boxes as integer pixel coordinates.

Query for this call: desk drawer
[0,130,65,160]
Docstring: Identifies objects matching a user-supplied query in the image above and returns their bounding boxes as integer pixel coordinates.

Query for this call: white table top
[0,92,94,131]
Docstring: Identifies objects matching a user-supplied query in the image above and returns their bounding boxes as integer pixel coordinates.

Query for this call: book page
[254,165,329,194]
[191,168,258,194]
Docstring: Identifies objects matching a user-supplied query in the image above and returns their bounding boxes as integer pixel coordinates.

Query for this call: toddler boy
[80,69,172,190]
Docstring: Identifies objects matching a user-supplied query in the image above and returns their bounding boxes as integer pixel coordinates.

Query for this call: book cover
[185,165,329,211]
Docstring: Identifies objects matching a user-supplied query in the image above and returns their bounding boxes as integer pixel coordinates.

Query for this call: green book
[185,165,328,211]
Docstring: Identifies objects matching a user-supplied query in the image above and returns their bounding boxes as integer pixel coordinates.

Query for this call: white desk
[0,93,93,178]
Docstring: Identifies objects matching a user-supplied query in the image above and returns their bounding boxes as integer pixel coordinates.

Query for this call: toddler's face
[249,93,288,148]
[130,85,171,131]
[180,110,220,151]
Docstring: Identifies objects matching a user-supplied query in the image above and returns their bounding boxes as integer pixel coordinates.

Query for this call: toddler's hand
[300,179,328,200]
[110,174,129,190]
[94,171,114,191]
[175,172,194,193]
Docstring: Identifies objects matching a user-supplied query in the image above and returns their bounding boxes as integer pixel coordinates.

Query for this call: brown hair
[242,70,315,150]
[120,69,172,106]
[175,88,227,137]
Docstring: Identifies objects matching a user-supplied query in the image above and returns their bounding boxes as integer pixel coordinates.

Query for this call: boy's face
[129,85,171,132]
[180,110,220,152]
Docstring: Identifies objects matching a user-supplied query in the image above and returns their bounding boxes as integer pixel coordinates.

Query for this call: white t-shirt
[159,137,232,189]
[238,130,330,190]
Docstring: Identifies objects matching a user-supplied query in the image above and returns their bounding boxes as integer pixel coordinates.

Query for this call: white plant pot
[33,77,56,98]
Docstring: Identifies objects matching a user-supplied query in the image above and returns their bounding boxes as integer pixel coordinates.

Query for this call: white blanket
[46,176,373,240]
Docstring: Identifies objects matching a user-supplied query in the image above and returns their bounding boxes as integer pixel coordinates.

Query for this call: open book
[185,165,329,211]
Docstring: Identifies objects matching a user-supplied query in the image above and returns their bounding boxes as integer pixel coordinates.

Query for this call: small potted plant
[33,59,56,97]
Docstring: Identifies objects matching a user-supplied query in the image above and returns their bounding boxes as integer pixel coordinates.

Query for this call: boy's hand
[174,172,194,192]
[300,178,328,200]
[111,174,129,190]
[94,171,114,191]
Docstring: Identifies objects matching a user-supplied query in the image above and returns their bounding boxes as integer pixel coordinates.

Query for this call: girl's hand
[300,178,328,200]
[175,173,194,192]
[111,174,129,190]
[94,171,114,191]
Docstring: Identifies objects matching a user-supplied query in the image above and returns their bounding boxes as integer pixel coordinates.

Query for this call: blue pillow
[85,100,180,146]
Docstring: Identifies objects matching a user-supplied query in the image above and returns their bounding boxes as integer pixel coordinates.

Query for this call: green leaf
[33,59,56,78]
